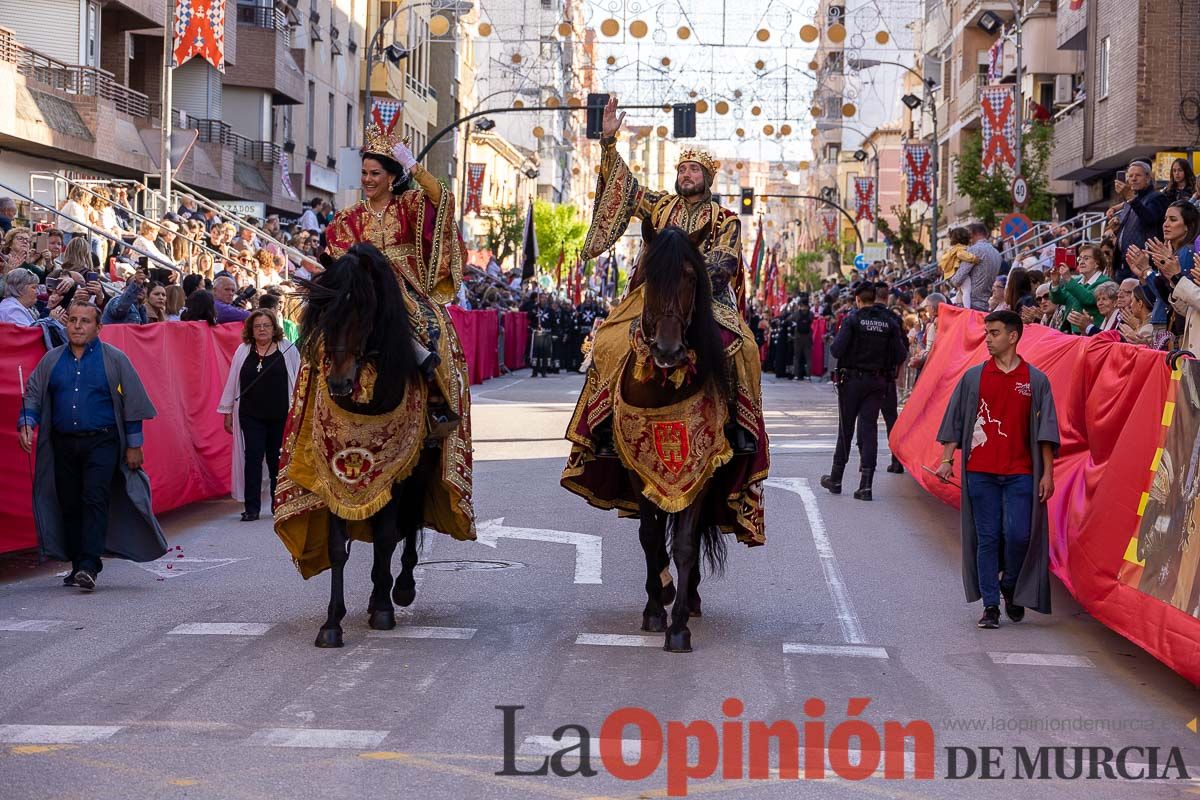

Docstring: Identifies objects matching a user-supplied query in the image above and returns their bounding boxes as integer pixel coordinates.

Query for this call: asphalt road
[0,370,1197,800]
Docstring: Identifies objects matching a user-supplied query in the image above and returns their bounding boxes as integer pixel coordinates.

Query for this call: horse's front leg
[315,516,351,648]
[392,457,431,607]
[637,496,668,633]
[368,492,402,631]
[665,502,704,653]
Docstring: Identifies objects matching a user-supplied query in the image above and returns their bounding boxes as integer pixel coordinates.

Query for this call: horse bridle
[639,264,696,351]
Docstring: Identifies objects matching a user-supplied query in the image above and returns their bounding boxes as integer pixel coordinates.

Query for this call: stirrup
[725,423,757,455]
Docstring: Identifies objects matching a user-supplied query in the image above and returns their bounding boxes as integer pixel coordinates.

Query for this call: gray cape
[936,361,1061,614]
[23,342,167,564]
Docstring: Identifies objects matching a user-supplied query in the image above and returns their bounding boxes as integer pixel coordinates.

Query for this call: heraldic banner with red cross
[172,0,227,72]
[854,177,876,222]
[902,143,933,205]
[465,163,487,216]
[980,85,1017,175]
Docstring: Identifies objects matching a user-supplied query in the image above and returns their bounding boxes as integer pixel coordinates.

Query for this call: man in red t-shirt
[935,310,1060,629]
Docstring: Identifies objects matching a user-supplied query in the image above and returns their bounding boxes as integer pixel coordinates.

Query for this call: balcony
[1050,104,1086,181]
[223,7,305,104]
[188,118,281,164]
[0,27,150,117]
[954,74,982,126]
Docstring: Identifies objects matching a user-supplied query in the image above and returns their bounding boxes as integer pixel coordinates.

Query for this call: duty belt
[837,368,891,379]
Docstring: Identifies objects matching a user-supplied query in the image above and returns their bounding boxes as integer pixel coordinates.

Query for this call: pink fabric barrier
[447,306,500,385]
[0,321,243,555]
[503,312,529,370]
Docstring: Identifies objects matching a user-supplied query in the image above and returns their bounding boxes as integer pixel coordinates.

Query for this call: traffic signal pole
[757,193,865,250]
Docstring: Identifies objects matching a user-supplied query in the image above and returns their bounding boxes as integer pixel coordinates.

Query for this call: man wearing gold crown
[561,97,768,547]
[274,107,475,578]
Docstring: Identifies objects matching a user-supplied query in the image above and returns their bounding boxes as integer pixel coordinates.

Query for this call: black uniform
[773,313,794,378]
[791,307,814,380]
[828,303,908,475]
[529,304,558,377]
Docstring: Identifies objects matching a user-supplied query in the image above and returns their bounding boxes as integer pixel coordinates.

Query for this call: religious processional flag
[520,201,538,281]
[172,0,227,72]
[748,219,765,292]
[980,85,1017,174]
[901,143,933,205]
[555,248,565,289]
[279,151,297,201]
[571,259,584,305]
[464,163,486,216]
[854,177,876,222]
[821,210,838,243]
[763,248,778,311]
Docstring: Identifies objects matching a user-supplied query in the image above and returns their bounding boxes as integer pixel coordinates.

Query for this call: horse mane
[641,225,731,401]
[297,243,419,413]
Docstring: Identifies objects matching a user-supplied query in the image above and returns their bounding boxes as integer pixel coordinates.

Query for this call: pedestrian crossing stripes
[245,728,389,749]
[988,652,1096,668]
[366,626,476,640]
[0,619,69,632]
[168,623,273,636]
[0,725,122,744]
[782,643,890,659]
[575,633,661,647]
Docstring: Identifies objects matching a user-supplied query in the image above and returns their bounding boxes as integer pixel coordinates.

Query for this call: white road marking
[167,623,273,636]
[782,643,890,659]
[246,728,389,749]
[476,518,602,584]
[366,626,476,640]
[0,725,122,744]
[988,652,1096,668]
[766,477,867,644]
[575,633,660,647]
[137,556,251,579]
[0,619,69,632]
[521,735,642,760]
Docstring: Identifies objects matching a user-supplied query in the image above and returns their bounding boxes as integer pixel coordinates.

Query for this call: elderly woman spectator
[217,309,300,521]
[908,292,947,374]
[0,268,41,325]
[1076,282,1122,335]
[130,220,172,268]
[1117,278,1140,317]
[987,274,1008,311]
[1118,285,1156,346]
[1034,282,1069,332]
[1050,243,1112,333]
[2,227,52,284]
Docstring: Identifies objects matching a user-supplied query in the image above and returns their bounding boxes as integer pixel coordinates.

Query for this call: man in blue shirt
[18,301,163,590]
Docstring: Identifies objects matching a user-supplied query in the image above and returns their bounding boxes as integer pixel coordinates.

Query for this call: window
[1097,36,1110,99]
[327,92,335,158]
[346,102,353,147]
[85,2,100,66]
[306,80,316,145]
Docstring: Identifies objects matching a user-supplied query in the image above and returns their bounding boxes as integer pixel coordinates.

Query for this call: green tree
[532,199,588,277]
[953,121,1053,230]
[877,205,928,269]
[484,203,524,267]
[785,251,826,293]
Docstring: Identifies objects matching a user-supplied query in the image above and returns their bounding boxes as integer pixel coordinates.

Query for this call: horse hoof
[664,628,692,653]
[392,584,416,608]
[314,628,344,648]
[660,581,677,606]
[641,612,668,633]
[368,609,396,630]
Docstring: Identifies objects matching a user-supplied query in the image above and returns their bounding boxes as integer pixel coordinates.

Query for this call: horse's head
[640,225,709,369]
[298,244,418,409]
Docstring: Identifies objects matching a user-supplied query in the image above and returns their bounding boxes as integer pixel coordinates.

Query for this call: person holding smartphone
[1113,161,1169,282]
[100,268,149,325]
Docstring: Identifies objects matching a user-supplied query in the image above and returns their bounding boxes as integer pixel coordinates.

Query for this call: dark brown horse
[622,225,732,652]
[297,243,432,648]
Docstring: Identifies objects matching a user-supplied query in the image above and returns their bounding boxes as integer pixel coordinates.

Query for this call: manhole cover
[418,559,524,572]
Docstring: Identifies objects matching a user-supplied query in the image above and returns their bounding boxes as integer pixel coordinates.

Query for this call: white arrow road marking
[475,518,601,584]
[0,725,123,744]
[766,477,867,645]
[245,728,389,749]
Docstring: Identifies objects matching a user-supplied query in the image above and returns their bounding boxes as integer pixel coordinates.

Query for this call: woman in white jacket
[217,309,301,520]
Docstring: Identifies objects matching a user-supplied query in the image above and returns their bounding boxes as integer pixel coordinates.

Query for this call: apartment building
[1050,0,1200,211]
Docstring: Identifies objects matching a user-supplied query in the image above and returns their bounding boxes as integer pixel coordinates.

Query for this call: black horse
[298,243,432,648]
[623,226,730,652]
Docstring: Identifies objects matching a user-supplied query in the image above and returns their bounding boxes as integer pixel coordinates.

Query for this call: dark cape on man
[23,343,167,564]
[936,362,1060,614]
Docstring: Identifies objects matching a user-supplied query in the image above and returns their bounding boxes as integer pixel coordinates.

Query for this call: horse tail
[699,523,728,578]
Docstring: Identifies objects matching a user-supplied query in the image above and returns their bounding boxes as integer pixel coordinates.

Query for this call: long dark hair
[298,243,418,414]
[641,226,731,401]
[1170,157,1196,193]
[1167,200,1200,250]
[362,153,411,196]
[180,290,217,326]
[1004,266,1033,310]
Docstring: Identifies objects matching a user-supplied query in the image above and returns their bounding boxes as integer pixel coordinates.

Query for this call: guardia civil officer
[820,281,908,500]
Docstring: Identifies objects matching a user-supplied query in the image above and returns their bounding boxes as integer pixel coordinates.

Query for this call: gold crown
[676,148,719,174]
[363,104,408,158]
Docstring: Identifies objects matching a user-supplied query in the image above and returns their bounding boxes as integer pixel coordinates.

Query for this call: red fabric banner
[447,306,500,385]
[890,305,1200,685]
[0,321,243,555]
[172,0,227,72]
[503,311,529,370]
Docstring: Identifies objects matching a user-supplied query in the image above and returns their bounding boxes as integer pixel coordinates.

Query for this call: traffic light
[586,93,609,139]
[739,187,754,215]
[673,103,697,138]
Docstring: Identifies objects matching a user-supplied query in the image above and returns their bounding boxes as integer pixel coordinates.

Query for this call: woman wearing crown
[316,107,475,542]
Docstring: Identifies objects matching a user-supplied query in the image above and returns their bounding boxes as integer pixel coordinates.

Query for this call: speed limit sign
[1011,175,1029,207]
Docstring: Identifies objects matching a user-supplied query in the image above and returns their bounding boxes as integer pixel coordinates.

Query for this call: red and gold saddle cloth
[561,285,768,546]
